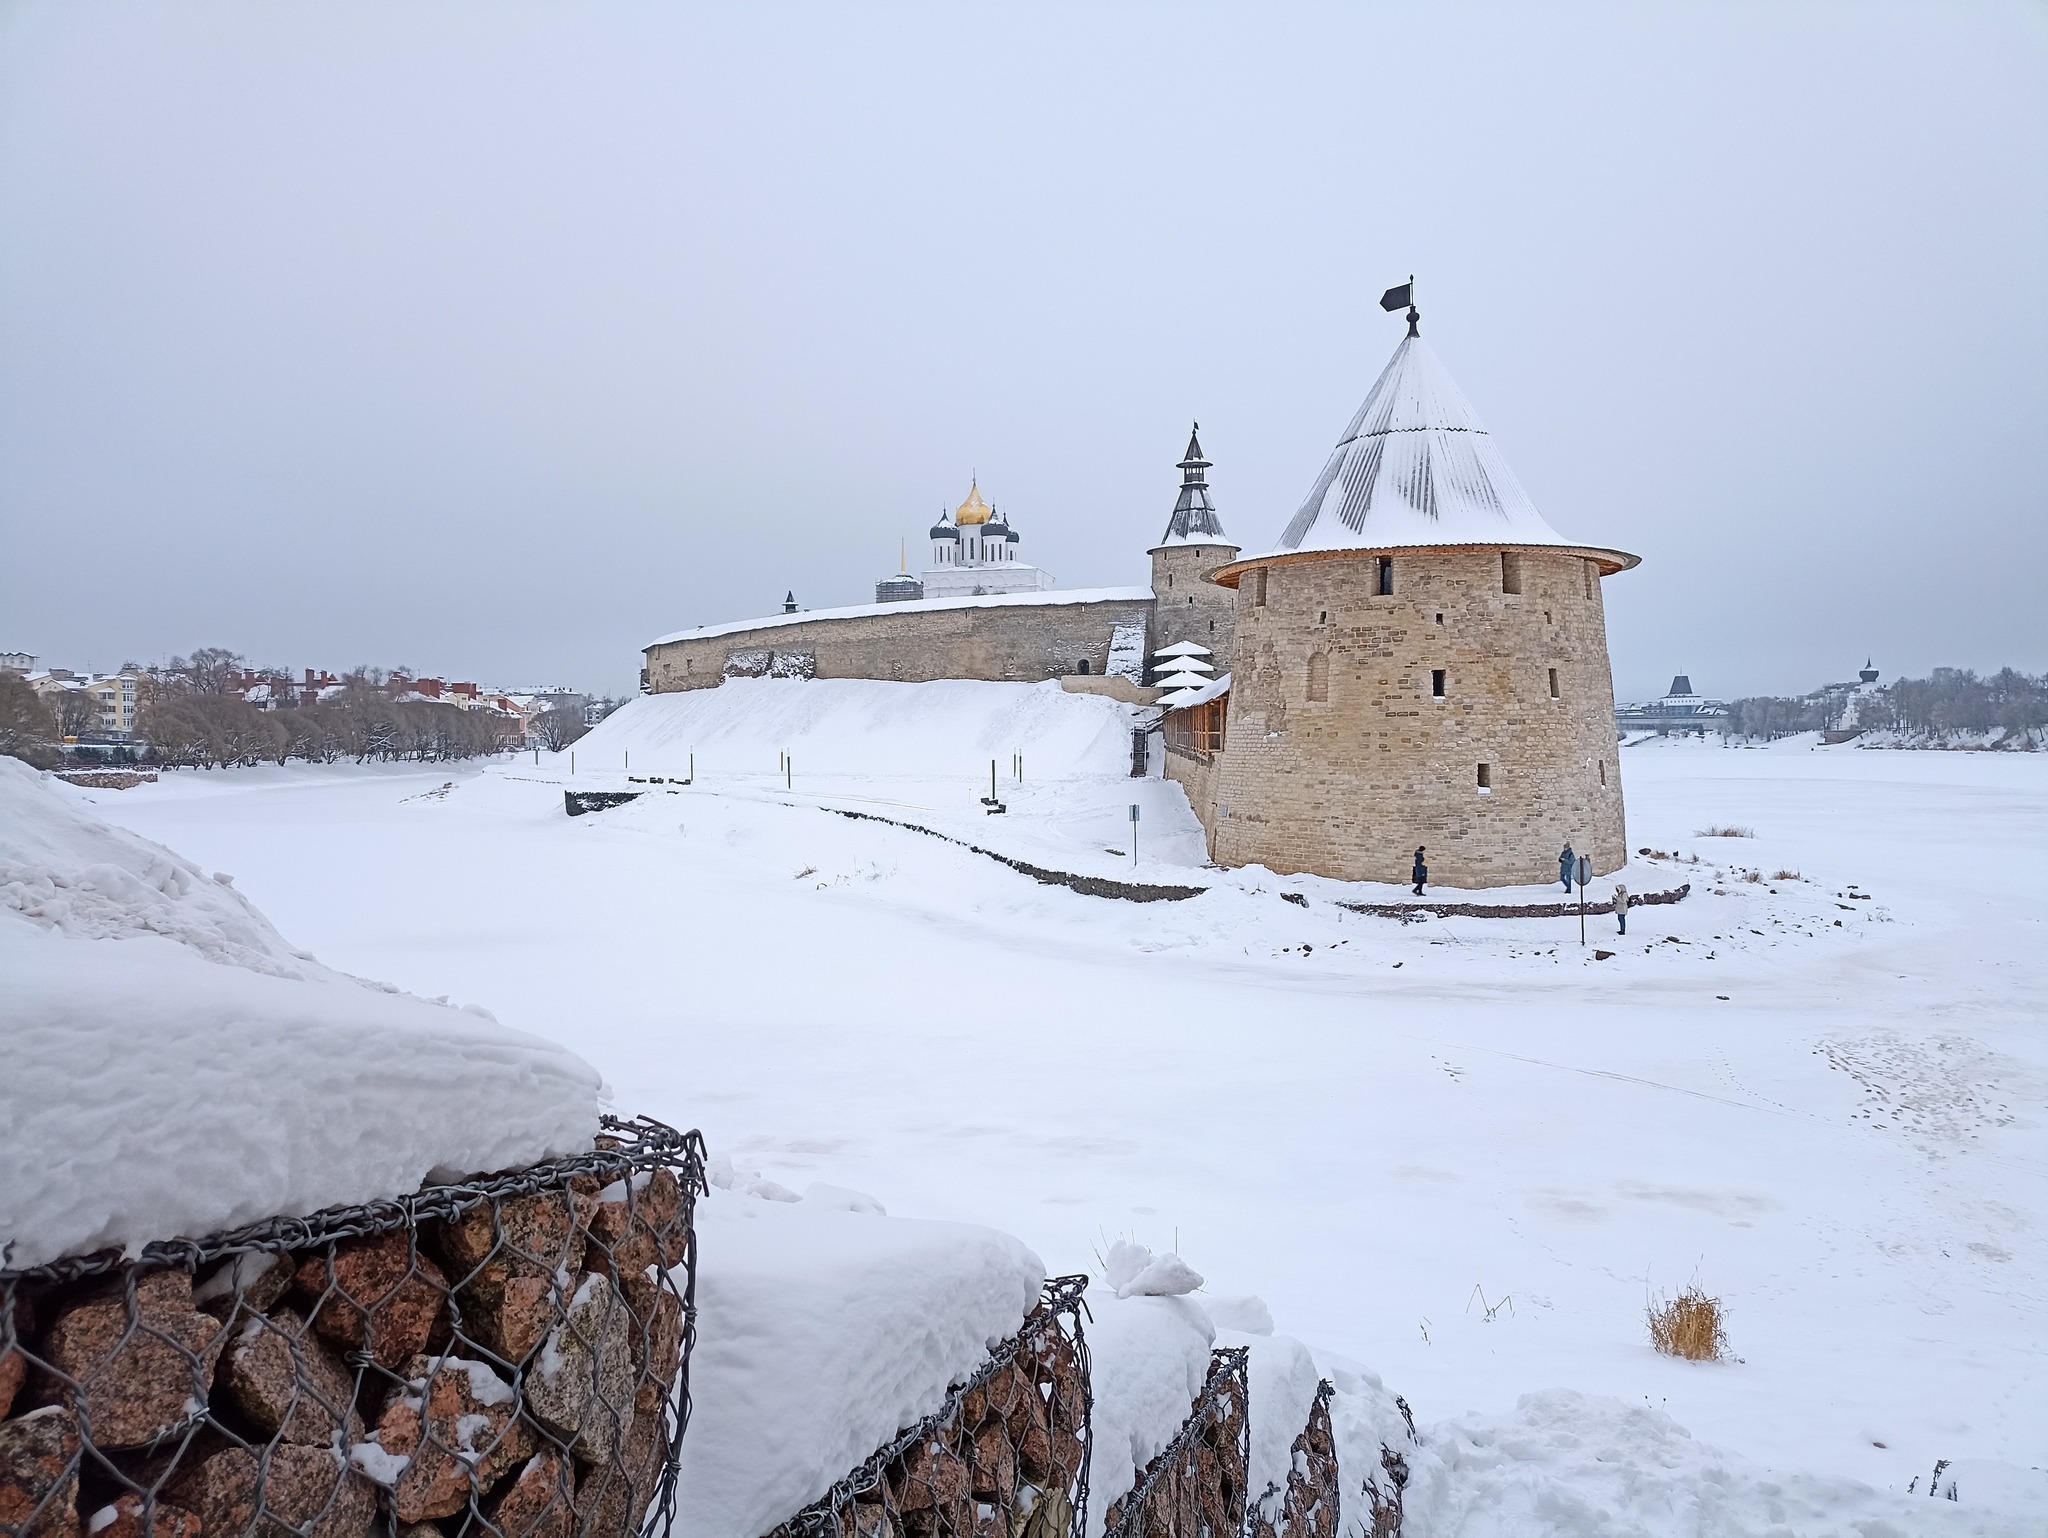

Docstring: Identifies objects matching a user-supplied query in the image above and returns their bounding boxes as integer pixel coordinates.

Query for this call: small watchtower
[1147,425,1240,675]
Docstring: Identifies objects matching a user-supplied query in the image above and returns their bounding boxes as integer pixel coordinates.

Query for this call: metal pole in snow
[991,759,997,802]
[787,757,791,790]
[625,750,629,770]
[571,752,576,776]
[1576,854,1590,945]
[1130,803,1140,868]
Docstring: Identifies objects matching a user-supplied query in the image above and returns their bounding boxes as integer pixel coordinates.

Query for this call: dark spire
[1158,421,1230,545]
[782,591,798,614]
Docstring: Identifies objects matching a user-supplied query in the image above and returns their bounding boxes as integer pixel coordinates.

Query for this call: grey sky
[2,1,2042,701]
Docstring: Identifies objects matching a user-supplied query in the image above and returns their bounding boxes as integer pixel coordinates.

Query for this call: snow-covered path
[71,707,2048,1519]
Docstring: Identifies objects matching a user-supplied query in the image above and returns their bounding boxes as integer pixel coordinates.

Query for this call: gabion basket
[0,1115,706,1538]
[1099,1347,1248,1538]
[763,1276,1092,1538]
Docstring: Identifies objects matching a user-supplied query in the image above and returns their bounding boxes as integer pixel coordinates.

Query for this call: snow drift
[574,679,1138,781]
[0,758,604,1270]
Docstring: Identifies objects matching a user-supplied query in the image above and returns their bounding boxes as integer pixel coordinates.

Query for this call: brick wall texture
[644,596,1158,694]
[1148,543,1239,668]
[1205,547,1628,888]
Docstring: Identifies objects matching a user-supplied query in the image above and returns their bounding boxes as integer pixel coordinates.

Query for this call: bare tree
[0,673,61,768]
[163,647,247,694]
[532,707,588,752]
[50,685,102,740]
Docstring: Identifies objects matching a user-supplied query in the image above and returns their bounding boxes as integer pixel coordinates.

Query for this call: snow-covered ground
[58,680,2048,1530]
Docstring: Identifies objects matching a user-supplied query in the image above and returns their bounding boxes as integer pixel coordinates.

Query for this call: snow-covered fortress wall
[644,589,1158,695]
[1198,545,1628,889]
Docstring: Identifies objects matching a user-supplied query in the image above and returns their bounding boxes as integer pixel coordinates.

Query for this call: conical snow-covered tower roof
[1152,424,1234,549]
[1254,331,1635,570]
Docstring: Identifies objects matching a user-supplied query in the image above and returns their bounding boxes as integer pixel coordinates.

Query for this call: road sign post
[1575,854,1591,945]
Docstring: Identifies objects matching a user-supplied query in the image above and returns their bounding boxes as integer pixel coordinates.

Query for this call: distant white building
[915,480,1055,600]
[1615,674,1728,735]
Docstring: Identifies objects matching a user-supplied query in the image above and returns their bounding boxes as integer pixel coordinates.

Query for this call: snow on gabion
[0,759,604,1272]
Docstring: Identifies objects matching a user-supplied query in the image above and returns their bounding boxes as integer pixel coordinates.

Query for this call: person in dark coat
[1558,842,1576,891]
[1411,846,1428,896]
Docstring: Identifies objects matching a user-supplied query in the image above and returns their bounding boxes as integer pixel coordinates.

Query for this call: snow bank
[0,758,603,1270]
[1403,1390,2035,1538]
[677,1188,1044,1538]
[571,679,1137,780]
[1221,1331,1325,1517]
[1082,1294,1216,1536]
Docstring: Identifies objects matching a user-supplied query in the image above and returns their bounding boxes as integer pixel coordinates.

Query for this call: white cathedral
[876,479,1055,602]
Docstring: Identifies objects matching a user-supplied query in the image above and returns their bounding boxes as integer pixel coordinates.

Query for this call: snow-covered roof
[1152,641,1212,658]
[1152,425,1234,550]
[649,587,1155,650]
[1156,656,1214,673]
[1160,671,1231,710]
[1250,332,1633,565]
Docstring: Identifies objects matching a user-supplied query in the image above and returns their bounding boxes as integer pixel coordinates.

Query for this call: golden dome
[954,480,993,526]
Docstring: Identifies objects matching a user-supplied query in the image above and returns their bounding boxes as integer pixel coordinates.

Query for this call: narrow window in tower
[1253,568,1268,606]
[1167,574,1174,588]
[1435,612,1444,626]
[1318,611,1328,625]
[1548,667,1560,699]
[1599,759,1607,786]
[1501,552,1524,595]
[1431,669,1446,699]
[1583,561,1596,600]
[1377,557,1394,596]
[1477,763,1492,793]
[1188,596,1194,605]
[1209,620,1215,633]
[1307,652,1329,702]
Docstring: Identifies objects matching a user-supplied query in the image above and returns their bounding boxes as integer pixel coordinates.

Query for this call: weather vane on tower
[1380,276,1419,337]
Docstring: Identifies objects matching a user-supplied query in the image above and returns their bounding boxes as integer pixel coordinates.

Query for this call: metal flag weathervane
[1380,276,1419,337]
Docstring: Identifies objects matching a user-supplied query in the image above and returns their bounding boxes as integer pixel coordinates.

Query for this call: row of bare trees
[1720,667,2048,742]
[139,690,518,768]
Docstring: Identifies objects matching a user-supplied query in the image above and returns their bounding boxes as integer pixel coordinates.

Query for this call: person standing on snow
[1612,883,1629,935]
[1412,847,1428,897]
[1558,842,1576,891]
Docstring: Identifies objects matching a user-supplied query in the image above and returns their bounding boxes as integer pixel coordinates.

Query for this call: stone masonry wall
[645,597,1158,695]
[1207,548,1627,888]
[1147,544,1239,673]
[1162,744,1221,833]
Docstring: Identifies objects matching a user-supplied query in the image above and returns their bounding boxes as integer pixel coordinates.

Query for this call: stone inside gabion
[0,1122,702,1538]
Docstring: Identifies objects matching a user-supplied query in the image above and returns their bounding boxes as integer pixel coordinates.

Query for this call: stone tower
[1202,322,1638,889]
[1147,425,1240,673]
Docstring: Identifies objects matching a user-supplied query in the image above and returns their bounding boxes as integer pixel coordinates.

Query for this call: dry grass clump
[1648,1285,1729,1361]
[1771,869,1802,881]
[1695,824,1755,838]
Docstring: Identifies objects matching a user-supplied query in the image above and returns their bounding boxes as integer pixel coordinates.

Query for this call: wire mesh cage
[762,1276,1092,1538]
[1098,1347,1247,1538]
[1246,1381,1336,1538]
[1,1115,705,1538]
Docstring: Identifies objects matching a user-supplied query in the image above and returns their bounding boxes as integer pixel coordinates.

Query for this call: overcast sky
[1,1,2042,700]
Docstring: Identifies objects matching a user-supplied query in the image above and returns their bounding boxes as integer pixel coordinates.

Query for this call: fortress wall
[1207,548,1626,888]
[644,596,1158,695]
[1162,744,1222,835]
